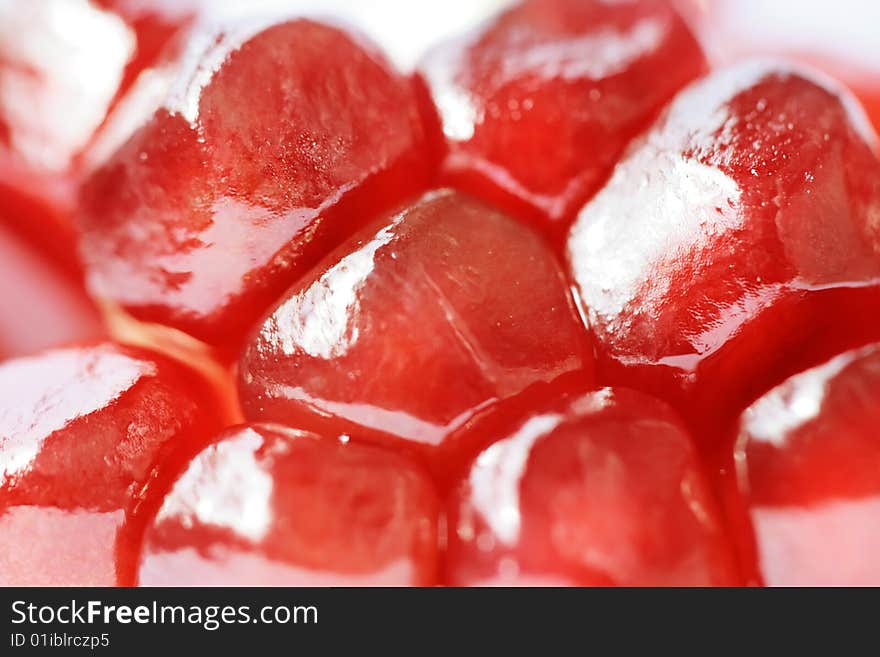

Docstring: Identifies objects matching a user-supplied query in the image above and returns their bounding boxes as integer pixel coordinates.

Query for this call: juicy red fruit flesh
[446,384,739,586]
[732,344,880,586]
[79,18,435,354]
[418,0,707,236]
[567,62,880,454]
[238,189,594,476]
[131,424,439,586]
[0,342,226,586]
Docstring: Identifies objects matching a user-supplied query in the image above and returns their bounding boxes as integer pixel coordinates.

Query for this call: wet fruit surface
[446,384,738,585]
[79,17,435,353]
[418,0,706,235]
[733,344,880,586]
[567,61,880,445]
[0,342,225,585]
[238,189,593,469]
[133,424,439,586]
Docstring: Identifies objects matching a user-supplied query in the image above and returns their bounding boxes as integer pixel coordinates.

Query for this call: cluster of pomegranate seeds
[131,424,439,586]
[79,17,435,353]
[1,0,879,586]
[238,189,593,477]
[418,0,707,237]
[0,343,226,585]
[732,345,880,586]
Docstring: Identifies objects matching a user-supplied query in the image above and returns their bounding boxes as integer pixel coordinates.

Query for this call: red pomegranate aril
[79,17,436,354]
[418,0,706,237]
[238,189,594,474]
[567,61,880,452]
[446,384,739,586]
[0,221,104,359]
[130,424,439,586]
[731,344,880,586]
[0,342,227,586]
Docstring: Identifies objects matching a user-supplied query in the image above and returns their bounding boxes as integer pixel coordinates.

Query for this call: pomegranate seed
[567,62,880,448]
[79,18,435,354]
[447,383,739,585]
[0,342,226,585]
[418,0,706,236]
[0,0,173,271]
[733,344,880,586]
[131,424,439,586]
[238,189,593,474]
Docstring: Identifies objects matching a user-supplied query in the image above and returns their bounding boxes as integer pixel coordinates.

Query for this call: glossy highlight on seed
[0,0,141,270]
